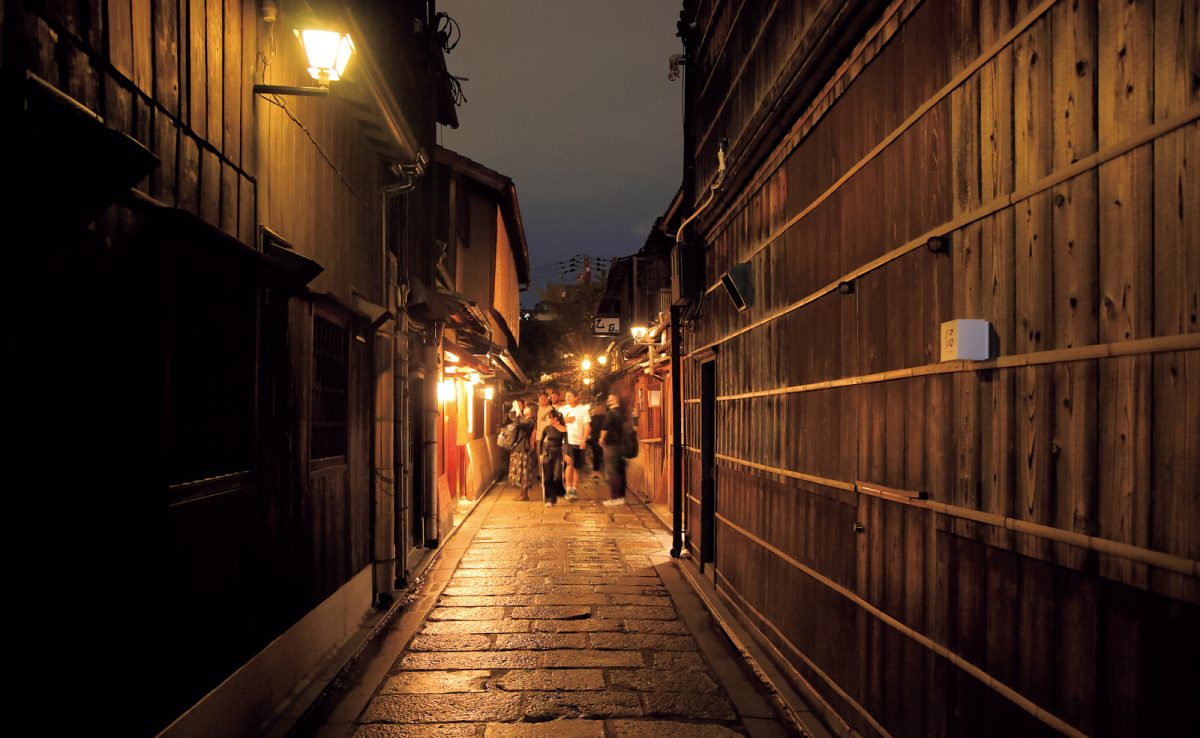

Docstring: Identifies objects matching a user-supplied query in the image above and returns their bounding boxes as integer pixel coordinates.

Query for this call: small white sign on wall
[940,319,992,361]
[593,316,620,336]
[648,390,662,407]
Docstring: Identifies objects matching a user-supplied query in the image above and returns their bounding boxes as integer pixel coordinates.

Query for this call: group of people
[500,386,630,508]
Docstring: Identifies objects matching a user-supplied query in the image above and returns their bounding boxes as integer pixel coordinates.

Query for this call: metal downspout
[669,304,684,558]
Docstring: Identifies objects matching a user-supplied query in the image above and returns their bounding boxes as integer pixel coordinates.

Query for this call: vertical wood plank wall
[15,1,397,727]
[28,0,259,241]
[681,0,1198,736]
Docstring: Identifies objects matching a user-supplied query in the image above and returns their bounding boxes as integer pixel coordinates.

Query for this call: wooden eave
[336,9,422,163]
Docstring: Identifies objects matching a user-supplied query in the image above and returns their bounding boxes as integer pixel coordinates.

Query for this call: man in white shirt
[558,390,590,501]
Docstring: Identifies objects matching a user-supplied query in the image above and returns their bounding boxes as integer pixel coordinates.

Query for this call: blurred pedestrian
[539,407,569,506]
[559,390,590,502]
[600,393,629,506]
[509,405,536,501]
[588,392,606,480]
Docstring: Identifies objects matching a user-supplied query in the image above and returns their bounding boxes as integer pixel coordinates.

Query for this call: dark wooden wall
[681,0,1198,736]
[17,0,259,238]
[6,2,418,731]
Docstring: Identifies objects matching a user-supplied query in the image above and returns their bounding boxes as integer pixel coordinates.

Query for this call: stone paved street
[346,476,793,737]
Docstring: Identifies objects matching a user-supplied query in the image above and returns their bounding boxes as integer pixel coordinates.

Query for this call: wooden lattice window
[311,314,349,460]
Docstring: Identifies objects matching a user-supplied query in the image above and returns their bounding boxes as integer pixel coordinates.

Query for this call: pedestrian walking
[508,405,536,501]
[558,390,590,502]
[539,408,569,506]
[587,392,606,480]
[600,393,629,506]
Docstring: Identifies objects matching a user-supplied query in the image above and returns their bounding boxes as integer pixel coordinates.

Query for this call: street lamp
[254,25,356,97]
[581,358,592,372]
[631,325,648,341]
[294,29,355,85]
[596,355,607,366]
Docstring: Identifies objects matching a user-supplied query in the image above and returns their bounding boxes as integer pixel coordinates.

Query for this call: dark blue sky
[437,1,684,297]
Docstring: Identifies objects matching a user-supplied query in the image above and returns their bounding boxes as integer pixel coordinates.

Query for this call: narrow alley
[10,0,1197,735]
[304,477,795,737]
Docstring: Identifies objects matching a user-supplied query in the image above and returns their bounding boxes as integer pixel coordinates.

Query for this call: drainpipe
[669,303,684,558]
[377,155,425,592]
[423,325,443,546]
[669,141,726,558]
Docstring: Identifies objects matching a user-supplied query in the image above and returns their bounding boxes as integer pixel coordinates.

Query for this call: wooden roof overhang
[6,72,159,227]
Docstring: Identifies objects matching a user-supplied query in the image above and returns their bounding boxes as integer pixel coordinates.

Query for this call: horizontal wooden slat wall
[680,0,1199,736]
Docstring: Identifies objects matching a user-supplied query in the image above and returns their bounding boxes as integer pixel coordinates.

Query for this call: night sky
[437,1,684,298]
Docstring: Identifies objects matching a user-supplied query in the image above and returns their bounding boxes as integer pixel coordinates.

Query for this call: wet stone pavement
[349,477,793,738]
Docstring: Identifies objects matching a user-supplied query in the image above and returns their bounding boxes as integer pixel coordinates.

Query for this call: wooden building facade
[5,0,479,734]
[431,146,531,529]
[672,0,1198,736]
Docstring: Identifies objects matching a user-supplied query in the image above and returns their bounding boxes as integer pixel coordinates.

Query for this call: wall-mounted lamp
[445,351,460,363]
[483,386,495,400]
[295,29,355,85]
[596,355,607,366]
[468,372,481,385]
[254,27,356,97]
[438,379,454,402]
[582,377,592,386]
[631,325,648,341]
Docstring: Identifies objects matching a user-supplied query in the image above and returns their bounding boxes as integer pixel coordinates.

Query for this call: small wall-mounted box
[940,319,992,361]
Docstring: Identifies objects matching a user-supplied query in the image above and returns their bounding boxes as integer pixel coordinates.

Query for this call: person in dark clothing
[509,406,536,501]
[599,393,628,505]
[588,395,606,479]
[539,407,569,506]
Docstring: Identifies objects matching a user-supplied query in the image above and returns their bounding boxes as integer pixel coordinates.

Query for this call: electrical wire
[262,93,366,203]
[434,12,462,53]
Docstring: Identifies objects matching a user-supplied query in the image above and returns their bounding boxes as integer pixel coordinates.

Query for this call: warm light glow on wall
[438,379,454,402]
[468,372,481,385]
[445,351,460,363]
[466,383,474,433]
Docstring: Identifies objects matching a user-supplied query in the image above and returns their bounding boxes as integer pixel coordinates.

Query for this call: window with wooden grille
[311,314,350,460]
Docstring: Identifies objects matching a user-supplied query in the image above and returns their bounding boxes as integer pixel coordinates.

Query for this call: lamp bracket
[254,84,329,97]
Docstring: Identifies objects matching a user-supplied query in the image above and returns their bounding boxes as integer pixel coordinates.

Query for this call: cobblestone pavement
[350,476,792,737]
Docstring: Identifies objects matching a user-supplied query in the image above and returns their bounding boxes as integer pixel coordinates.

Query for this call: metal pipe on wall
[669,304,684,558]
[422,332,441,546]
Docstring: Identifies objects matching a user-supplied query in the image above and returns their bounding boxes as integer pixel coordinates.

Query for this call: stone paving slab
[491,669,605,692]
[609,720,744,738]
[523,690,644,720]
[354,724,480,738]
[484,721,605,738]
[379,670,490,694]
[354,480,790,737]
[407,634,493,652]
[361,692,523,723]
[421,619,532,635]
